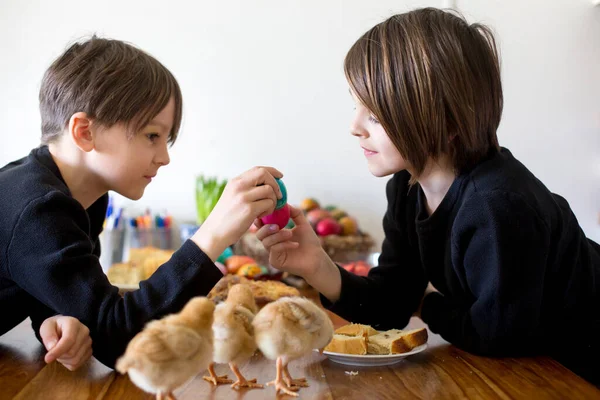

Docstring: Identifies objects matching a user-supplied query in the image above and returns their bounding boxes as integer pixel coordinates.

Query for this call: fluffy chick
[203,283,263,389]
[116,297,215,400]
[253,297,334,397]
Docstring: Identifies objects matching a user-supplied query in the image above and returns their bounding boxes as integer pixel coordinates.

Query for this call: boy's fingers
[255,224,280,241]
[261,230,293,249]
[253,198,277,219]
[288,205,309,226]
[241,167,282,199]
[44,325,77,364]
[39,317,59,355]
[62,328,91,360]
[245,185,277,206]
[58,336,92,370]
[66,348,94,371]
[253,218,264,229]
[254,166,283,180]
[270,241,300,254]
[44,351,58,364]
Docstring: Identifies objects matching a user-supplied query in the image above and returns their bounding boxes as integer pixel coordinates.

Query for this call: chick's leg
[157,391,176,400]
[229,362,263,389]
[266,357,299,397]
[282,363,309,388]
[202,362,233,385]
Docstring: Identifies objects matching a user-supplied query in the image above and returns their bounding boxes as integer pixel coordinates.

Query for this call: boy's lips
[362,146,378,156]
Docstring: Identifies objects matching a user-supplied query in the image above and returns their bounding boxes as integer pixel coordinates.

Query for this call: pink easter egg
[261,203,291,230]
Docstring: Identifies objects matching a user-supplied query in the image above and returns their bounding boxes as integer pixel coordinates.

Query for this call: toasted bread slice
[334,323,378,338]
[324,334,368,355]
[367,328,428,355]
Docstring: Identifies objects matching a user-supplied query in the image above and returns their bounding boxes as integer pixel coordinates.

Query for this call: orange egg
[236,263,263,278]
[300,198,320,212]
[339,216,358,236]
[225,255,255,274]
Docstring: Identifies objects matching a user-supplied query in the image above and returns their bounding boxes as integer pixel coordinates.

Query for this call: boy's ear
[67,112,95,152]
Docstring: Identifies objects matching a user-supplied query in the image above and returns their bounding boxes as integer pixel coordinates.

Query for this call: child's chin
[118,188,144,201]
[367,164,395,178]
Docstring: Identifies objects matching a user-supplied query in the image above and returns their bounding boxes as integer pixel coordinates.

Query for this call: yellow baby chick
[116,297,215,400]
[203,283,263,389]
[253,297,334,397]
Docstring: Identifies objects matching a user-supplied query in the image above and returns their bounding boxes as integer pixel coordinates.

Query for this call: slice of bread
[334,323,378,338]
[367,328,428,354]
[324,334,368,355]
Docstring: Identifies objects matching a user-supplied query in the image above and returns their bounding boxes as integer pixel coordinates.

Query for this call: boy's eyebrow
[147,120,169,131]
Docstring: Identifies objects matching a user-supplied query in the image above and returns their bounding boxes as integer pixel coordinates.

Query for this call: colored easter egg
[261,203,291,229]
[300,198,320,212]
[331,209,348,220]
[225,255,256,274]
[236,263,262,278]
[307,209,330,228]
[339,216,358,235]
[316,218,342,236]
[275,179,287,210]
[259,265,270,275]
[216,247,234,264]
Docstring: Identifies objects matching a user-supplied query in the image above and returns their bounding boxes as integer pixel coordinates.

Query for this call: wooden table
[1,305,598,399]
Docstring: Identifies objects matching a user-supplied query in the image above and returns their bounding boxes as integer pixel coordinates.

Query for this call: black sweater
[323,148,599,381]
[0,146,223,367]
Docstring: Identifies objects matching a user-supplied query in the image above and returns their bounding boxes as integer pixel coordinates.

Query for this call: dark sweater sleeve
[7,192,223,368]
[321,174,427,330]
[421,191,549,356]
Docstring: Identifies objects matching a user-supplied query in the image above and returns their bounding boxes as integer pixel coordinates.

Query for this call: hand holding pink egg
[260,179,290,229]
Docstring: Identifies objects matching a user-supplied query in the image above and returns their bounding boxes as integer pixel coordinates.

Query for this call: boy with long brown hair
[257,8,599,385]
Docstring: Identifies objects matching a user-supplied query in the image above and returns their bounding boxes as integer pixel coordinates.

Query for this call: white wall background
[1,0,599,248]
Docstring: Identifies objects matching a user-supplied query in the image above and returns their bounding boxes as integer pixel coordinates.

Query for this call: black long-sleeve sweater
[0,146,223,368]
[322,148,599,384]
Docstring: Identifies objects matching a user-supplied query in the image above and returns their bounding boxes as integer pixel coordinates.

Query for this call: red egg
[261,203,291,229]
[316,218,342,236]
[306,209,330,228]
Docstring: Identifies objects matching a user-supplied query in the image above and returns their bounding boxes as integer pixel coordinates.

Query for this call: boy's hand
[255,205,321,275]
[40,315,93,371]
[193,166,283,261]
[255,205,343,302]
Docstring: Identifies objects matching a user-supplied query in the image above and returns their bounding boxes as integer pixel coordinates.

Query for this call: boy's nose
[156,145,170,166]
[350,114,369,138]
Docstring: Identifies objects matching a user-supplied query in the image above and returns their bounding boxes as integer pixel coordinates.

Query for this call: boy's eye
[368,115,380,124]
[146,133,160,142]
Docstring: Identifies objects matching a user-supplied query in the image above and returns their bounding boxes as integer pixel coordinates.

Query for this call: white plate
[317,344,427,367]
